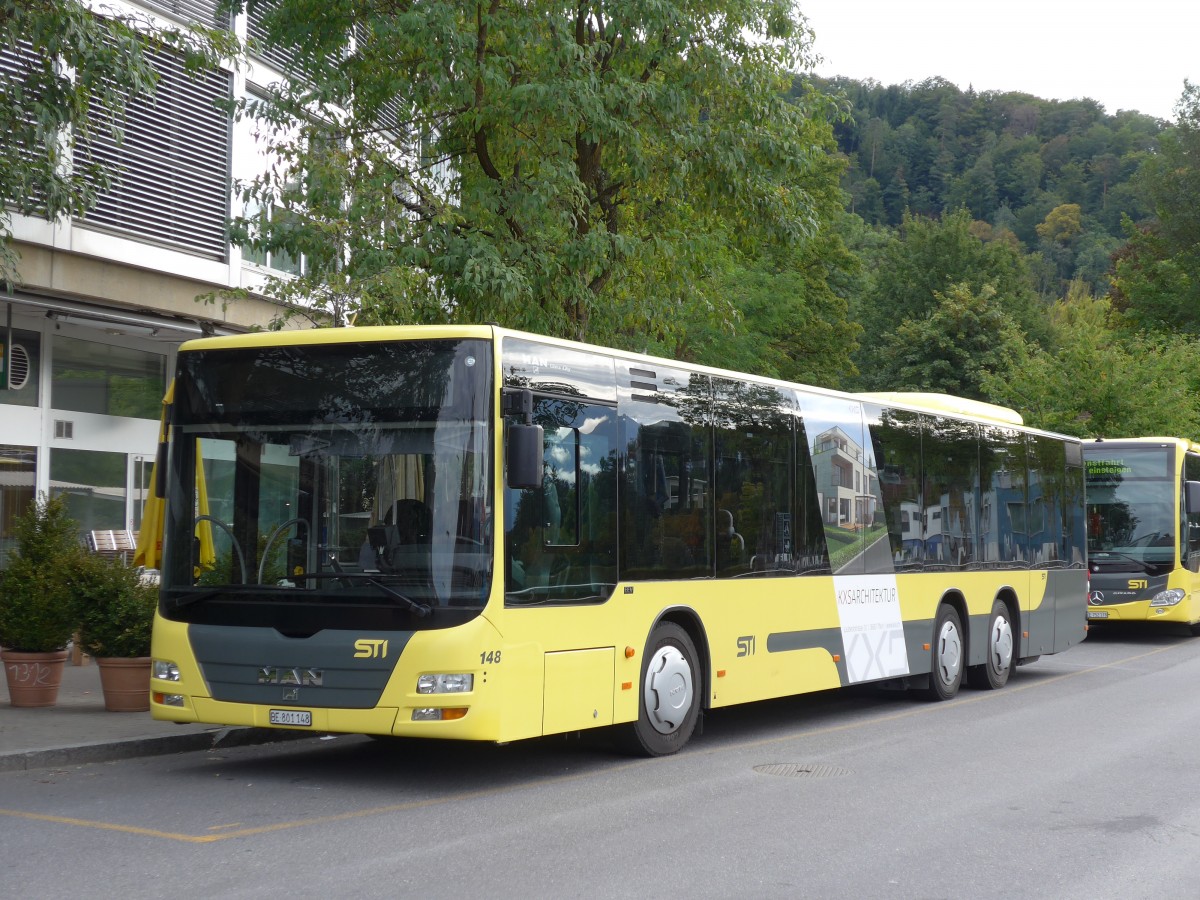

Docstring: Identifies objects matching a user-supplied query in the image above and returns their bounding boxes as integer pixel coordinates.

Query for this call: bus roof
[178,324,1058,436]
[1085,436,1200,454]
[855,392,1024,426]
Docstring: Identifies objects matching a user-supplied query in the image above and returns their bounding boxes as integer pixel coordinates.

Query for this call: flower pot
[96,657,152,712]
[2,648,69,708]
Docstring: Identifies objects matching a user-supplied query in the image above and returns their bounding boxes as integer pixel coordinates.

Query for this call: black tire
[921,605,964,701]
[968,599,1014,690]
[615,622,701,757]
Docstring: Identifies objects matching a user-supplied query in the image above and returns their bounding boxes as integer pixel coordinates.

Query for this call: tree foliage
[818,75,1163,299]
[666,220,862,387]
[0,0,232,285]
[851,208,1046,387]
[983,282,1200,438]
[227,0,849,346]
[1110,81,1200,334]
[870,282,1026,401]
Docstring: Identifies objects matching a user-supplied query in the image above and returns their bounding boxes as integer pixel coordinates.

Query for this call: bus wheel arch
[921,594,967,701]
[617,612,707,756]
[968,595,1016,690]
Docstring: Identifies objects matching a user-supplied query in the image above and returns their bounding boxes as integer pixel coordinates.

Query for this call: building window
[0,445,37,568]
[233,101,307,275]
[51,335,165,419]
[138,0,231,30]
[50,447,127,536]
[76,41,232,259]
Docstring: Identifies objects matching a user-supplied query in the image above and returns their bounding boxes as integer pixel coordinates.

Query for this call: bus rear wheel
[968,600,1014,690]
[617,622,700,757]
[921,605,964,701]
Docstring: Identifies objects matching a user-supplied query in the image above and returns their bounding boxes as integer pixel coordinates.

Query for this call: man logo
[258,667,323,686]
[354,638,389,659]
[1128,579,1148,590]
[1088,591,1104,606]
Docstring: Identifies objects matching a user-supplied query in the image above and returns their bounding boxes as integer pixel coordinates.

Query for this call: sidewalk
[0,658,302,772]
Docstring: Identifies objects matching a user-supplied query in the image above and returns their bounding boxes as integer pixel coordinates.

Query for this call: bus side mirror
[1187,481,1200,515]
[506,422,544,490]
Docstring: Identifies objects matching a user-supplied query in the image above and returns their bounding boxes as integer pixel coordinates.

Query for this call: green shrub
[72,554,157,658]
[0,494,85,652]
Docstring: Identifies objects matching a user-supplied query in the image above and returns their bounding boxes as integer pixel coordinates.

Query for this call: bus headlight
[1150,589,1186,607]
[417,673,473,694]
[153,659,181,681]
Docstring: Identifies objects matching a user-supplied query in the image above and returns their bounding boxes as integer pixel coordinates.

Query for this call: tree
[1111,81,1200,334]
[1036,203,1083,243]
[670,218,862,388]
[0,0,231,286]
[869,282,1026,400]
[226,0,848,346]
[852,208,1047,387]
[983,281,1200,438]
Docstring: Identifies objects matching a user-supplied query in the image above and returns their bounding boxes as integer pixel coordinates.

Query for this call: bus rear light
[412,707,468,721]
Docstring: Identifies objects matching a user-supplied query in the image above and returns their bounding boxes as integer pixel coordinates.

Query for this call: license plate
[1087,610,1109,620]
[269,709,312,726]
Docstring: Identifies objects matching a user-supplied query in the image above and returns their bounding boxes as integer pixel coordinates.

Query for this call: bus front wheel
[618,622,700,757]
[968,600,1014,690]
[921,605,964,701]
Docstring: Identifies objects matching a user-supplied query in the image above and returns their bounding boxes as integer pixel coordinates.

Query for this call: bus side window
[714,378,793,578]
[1185,455,1200,571]
[505,399,617,603]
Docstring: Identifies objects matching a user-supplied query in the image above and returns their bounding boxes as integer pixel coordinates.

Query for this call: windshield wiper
[171,588,225,610]
[291,571,432,617]
[1089,551,1150,573]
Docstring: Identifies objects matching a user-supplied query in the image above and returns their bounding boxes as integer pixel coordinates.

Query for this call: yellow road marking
[0,764,642,844]
[0,641,1182,843]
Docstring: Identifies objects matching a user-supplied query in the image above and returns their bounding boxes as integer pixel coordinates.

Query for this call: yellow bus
[149,325,1087,755]
[1083,437,1200,630]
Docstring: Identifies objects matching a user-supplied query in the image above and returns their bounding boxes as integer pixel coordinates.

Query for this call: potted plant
[72,554,158,712]
[0,494,85,707]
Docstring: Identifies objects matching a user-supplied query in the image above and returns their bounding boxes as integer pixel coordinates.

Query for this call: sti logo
[1128,579,1149,590]
[354,638,389,659]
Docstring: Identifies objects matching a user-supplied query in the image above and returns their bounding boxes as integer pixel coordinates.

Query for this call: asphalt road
[2,622,1198,899]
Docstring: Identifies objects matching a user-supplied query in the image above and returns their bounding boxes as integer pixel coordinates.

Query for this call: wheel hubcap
[990,615,1013,673]
[644,644,693,735]
[935,619,962,686]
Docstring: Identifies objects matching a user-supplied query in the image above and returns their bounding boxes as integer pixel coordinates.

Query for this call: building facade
[1,0,307,566]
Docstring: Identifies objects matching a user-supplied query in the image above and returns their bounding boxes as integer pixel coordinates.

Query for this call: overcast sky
[798,0,1196,122]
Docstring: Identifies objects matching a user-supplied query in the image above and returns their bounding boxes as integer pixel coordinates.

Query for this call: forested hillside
[809,76,1165,296]
[726,75,1200,440]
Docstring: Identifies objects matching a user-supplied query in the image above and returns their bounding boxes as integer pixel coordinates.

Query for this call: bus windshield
[159,338,493,630]
[1085,446,1177,573]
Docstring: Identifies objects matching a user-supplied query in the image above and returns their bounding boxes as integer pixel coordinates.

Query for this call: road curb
[0,727,314,773]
